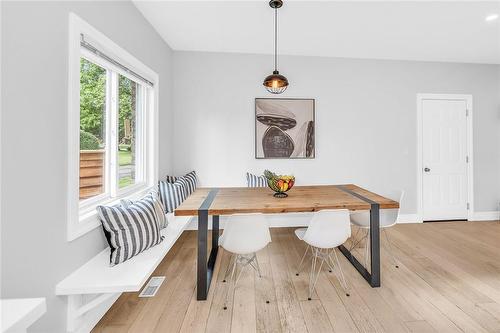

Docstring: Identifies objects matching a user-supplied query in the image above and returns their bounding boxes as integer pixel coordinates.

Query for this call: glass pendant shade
[263,71,289,94]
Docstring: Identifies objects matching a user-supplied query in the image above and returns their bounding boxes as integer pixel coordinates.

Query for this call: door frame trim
[416,93,474,221]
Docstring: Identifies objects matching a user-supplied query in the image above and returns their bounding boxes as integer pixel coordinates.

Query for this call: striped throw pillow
[97,200,164,266]
[165,171,198,197]
[121,192,168,229]
[246,172,267,187]
[158,179,186,213]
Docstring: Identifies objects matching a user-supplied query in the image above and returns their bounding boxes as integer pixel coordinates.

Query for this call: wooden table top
[174,184,399,216]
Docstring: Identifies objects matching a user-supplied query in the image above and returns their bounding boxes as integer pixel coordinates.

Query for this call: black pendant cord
[274,6,278,72]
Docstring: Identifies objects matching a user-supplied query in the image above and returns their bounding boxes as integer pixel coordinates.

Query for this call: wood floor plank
[93,233,192,332]
[379,257,461,333]
[397,254,500,332]
[383,231,489,332]
[277,228,319,301]
[299,299,335,333]
[314,273,360,333]
[254,260,282,333]
[178,246,225,333]
[152,271,197,332]
[129,247,196,333]
[477,302,500,321]
[324,268,386,333]
[390,225,500,304]
[94,222,500,333]
[268,235,309,333]
[231,262,257,333]
[341,255,410,333]
[404,320,437,333]
[205,250,235,333]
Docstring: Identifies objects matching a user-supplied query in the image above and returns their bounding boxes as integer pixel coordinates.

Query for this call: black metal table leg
[369,203,380,287]
[212,215,219,249]
[197,208,208,300]
[337,186,381,288]
[197,189,219,300]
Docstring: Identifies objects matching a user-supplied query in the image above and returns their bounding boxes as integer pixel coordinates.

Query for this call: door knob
[424,167,430,172]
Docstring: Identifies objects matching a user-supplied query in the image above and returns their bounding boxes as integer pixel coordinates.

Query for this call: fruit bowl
[264,170,295,198]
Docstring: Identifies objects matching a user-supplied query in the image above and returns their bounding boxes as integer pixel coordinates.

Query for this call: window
[68,13,159,241]
[79,58,107,200]
[79,58,148,203]
[118,74,139,189]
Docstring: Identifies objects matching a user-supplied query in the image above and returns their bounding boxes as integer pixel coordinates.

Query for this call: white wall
[172,51,500,215]
[0,2,173,331]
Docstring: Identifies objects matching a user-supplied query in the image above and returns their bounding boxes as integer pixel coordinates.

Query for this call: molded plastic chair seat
[219,213,271,309]
[349,190,404,268]
[219,214,271,255]
[294,228,307,240]
[294,209,351,299]
[350,210,398,228]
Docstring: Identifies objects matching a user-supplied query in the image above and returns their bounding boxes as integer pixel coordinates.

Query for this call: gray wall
[0,1,173,331]
[1,2,499,332]
[172,51,500,214]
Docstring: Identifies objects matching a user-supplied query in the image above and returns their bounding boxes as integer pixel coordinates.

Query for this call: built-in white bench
[1,298,47,333]
[56,216,192,333]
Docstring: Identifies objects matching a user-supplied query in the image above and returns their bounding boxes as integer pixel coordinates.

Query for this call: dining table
[174,184,400,300]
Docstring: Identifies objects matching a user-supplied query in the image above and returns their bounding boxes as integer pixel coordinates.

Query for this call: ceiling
[133,1,500,64]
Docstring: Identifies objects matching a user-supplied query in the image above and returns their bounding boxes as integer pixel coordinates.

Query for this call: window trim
[67,13,159,241]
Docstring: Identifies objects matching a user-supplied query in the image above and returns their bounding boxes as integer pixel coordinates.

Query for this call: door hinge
[466,109,469,117]
[466,156,469,163]
[467,202,470,210]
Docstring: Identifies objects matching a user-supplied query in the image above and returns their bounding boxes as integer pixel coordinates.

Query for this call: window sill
[67,185,155,242]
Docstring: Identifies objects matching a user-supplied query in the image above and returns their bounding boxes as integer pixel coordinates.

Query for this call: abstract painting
[255,98,315,159]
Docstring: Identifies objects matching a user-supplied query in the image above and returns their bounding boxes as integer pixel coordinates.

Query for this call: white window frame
[67,13,159,241]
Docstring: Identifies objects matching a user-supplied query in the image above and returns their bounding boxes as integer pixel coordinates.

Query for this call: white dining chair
[219,213,271,309]
[349,190,404,268]
[294,209,351,299]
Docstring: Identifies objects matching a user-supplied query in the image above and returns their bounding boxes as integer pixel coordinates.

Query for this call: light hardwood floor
[93,221,500,333]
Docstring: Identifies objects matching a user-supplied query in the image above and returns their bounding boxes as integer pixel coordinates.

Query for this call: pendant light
[263,0,289,94]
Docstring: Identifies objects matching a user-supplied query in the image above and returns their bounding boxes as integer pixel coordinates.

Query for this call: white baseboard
[396,214,422,224]
[395,211,500,223]
[469,211,500,221]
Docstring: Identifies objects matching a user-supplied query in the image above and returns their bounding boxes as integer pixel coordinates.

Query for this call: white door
[422,99,468,221]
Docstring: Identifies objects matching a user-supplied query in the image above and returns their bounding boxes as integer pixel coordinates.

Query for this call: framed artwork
[255,98,315,159]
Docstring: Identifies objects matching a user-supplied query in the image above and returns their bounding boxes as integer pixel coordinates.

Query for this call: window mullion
[109,71,119,197]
